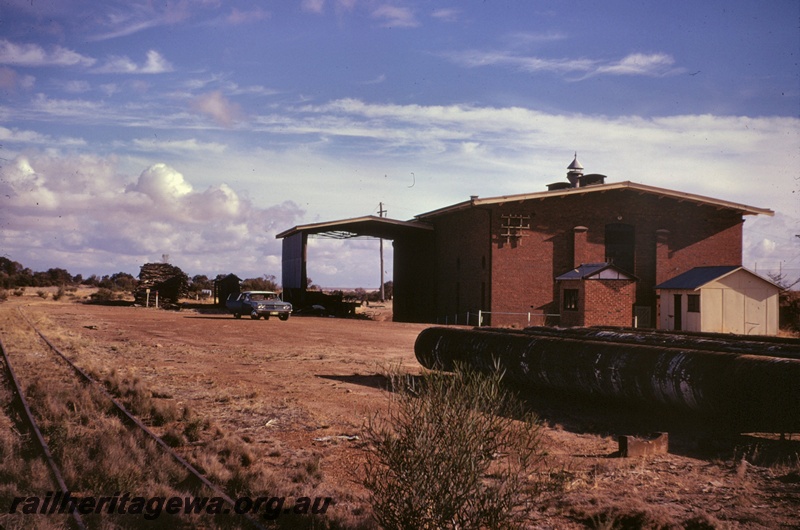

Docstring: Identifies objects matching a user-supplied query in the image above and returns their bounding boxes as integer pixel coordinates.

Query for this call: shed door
[673,294,682,331]
[744,289,768,335]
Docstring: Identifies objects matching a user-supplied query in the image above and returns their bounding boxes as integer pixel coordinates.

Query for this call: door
[673,294,682,331]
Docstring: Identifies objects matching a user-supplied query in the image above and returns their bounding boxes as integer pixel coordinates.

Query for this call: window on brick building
[563,289,579,311]
[687,294,700,313]
[605,223,635,274]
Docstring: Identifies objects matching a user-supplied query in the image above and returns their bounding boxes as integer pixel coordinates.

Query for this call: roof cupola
[567,153,583,187]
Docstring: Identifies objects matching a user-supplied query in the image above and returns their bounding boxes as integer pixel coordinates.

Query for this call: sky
[1,0,798,288]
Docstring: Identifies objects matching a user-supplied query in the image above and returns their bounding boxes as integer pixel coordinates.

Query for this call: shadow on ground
[318,369,800,463]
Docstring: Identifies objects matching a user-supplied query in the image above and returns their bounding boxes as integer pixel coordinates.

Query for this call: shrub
[0,290,7,302]
[52,285,66,301]
[89,288,115,303]
[13,288,25,296]
[36,290,49,299]
[361,363,544,530]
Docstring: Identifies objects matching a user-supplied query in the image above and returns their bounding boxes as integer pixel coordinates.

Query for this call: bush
[361,364,544,530]
[52,285,66,301]
[36,290,49,299]
[89,288,116,303]
[13,288,25,297]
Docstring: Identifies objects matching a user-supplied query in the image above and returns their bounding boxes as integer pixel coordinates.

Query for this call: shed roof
[654,266,781,290]
[556,262,637,281]
[275,215,433,240]
[415,181,774,220]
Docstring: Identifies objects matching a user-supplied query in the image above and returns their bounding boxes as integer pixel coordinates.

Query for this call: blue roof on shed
[654,266,740,290]
[556,262,636,281]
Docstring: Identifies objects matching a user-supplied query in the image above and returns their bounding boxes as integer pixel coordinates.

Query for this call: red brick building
[278,156,773,327]
[556,263,637,328]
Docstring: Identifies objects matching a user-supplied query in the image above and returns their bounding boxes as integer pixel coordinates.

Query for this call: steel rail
[0,335,87,530]
[17,309,267,530]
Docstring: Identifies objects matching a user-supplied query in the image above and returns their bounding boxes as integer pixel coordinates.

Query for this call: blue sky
[1,0,798,287]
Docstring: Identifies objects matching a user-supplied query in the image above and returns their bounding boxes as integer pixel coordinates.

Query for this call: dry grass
[0,303,375,529]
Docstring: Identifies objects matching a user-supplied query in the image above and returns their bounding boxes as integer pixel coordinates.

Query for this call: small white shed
[655,266,781,336]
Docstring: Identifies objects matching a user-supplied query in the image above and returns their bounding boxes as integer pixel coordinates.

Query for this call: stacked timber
[134,263,189,308]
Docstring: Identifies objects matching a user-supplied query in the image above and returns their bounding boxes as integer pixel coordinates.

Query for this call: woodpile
[134,263,189,308]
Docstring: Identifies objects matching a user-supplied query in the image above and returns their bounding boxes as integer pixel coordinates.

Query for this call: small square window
[687,294,700,313]
[563,289,579,311]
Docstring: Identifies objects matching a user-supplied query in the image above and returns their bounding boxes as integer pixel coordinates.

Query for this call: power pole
[378,202,386,302]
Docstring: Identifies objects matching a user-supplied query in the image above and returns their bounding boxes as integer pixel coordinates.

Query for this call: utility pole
[378,202,386,302]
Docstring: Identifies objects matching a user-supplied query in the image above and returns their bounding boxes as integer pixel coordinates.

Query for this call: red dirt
[8,296,800,528]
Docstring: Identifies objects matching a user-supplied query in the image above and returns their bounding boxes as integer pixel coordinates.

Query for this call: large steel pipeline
[516,326,800,360]
[414,327,800,433]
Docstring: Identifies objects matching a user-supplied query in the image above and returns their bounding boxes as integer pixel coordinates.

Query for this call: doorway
[673,294,682,331]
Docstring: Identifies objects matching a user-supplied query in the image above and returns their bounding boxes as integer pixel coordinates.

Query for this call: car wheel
[250,313,260,320]
[263,315,270,320]
[233,312,241,319]
[279,313,289,321]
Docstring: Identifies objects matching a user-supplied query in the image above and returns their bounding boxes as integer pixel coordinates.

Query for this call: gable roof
[655,266,739,289]
[655,266,781,290]
[276,215,433,240]
[415,181,774,220]
[556,262,637,281]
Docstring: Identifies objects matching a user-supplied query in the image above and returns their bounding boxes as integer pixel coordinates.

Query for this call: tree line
[0,257,281,297]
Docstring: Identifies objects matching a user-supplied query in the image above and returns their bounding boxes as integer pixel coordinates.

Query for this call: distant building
[214,273,241,307]
[277,155,775,332]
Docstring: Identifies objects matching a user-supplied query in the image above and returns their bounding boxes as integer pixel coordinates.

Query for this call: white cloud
[444,49,680,78]
[302,0,326,15]
[431,9,460,23]
[0,125,85,147]
[0,153,305,279]
[743,213,800,281]
[371,5,418,28]
[93,50,173,74]
[0,66,35,91]
[128,163,194,204]
[362,74,387,85]
[593,53,679,77]
[0,39,96,67]
[63,80,91,93]
[131,137,227,155]
[503,31,568,46]
[227,7,270,25]
[89,1,194,41]
[190,90,242,127]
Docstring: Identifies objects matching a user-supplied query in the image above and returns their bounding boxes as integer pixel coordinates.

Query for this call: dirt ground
[4,293,800,529]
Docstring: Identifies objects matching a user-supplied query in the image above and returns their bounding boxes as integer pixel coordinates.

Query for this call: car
[226,291,292,320]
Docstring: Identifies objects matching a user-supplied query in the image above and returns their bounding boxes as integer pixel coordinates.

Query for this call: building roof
[415,181,774,220]
[654,266,781,290]
[275,215,433,240]
[556,262,637,281]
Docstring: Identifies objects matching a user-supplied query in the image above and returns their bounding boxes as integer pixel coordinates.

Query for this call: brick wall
[431,188,744,327]
[432,207,491,324]
[583,279,637,327]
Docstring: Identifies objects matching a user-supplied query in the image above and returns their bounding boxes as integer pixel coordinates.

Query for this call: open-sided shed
[655,266,780,335]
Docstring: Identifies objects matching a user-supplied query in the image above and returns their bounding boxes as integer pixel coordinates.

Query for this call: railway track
[0,308,267,529]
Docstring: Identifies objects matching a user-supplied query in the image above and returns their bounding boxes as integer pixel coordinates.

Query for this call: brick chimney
[655,229,670,284]
[573,226,588,268]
